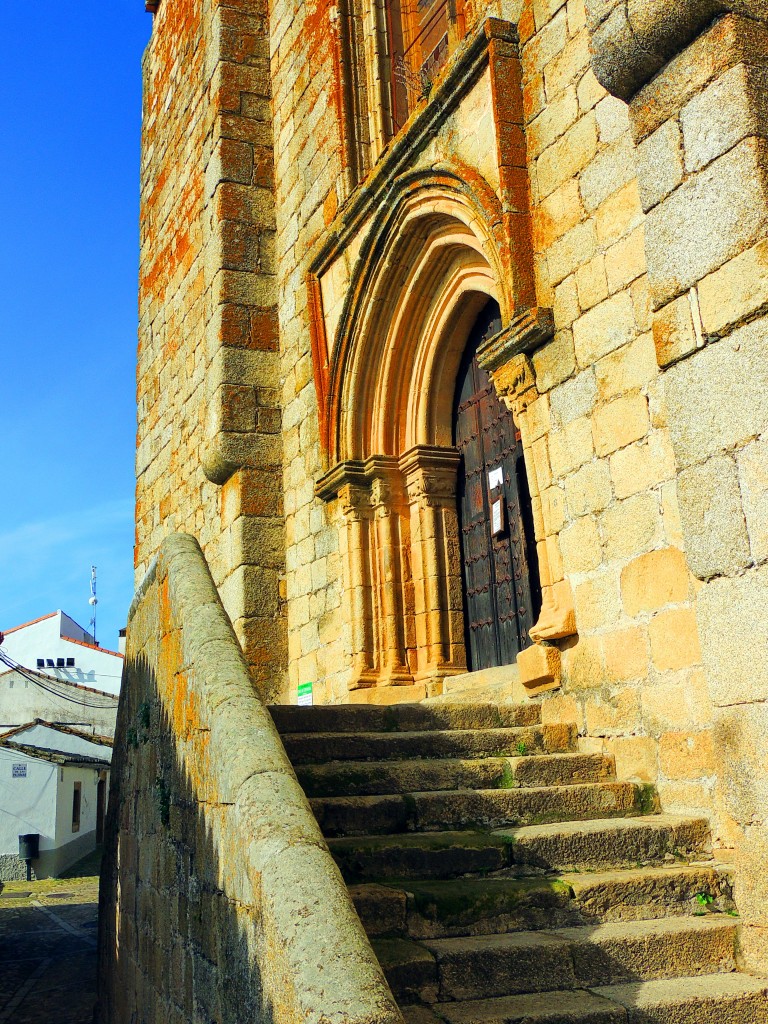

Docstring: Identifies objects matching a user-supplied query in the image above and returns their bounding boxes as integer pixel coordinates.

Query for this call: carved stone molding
[316,460,368,502]
[490,353,539,420]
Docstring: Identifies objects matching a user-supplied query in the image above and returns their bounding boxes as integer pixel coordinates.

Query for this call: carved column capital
[364,455,404,513]
[400,446,461,506]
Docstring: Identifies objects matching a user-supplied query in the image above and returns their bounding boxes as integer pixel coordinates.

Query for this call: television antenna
[88,565,98,646]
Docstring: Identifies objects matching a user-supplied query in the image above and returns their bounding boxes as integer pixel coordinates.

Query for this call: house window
[385,0,466,131]
[72,782,82,833]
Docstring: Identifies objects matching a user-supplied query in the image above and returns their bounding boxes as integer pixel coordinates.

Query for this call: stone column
[400,446,466,691]
[317,462,377,691]
[366,457,413,686]
[479,310,577,693]
[586,0,768,969]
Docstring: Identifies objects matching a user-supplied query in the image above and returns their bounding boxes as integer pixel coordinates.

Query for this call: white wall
[0,669,118,736]
[2,611,124,695]
[54,764,104,847]
[0,747,57,856]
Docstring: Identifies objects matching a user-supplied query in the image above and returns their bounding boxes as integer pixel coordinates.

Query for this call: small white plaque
[297,682,313,707]
[488,467,504,490]
[12,764,27,779]
[491,498,504,536]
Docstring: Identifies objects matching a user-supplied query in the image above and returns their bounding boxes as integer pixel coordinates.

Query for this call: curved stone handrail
[98,532,402,1024]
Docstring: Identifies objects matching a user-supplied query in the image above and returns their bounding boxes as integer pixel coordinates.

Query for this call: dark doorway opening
[453,299,542,671]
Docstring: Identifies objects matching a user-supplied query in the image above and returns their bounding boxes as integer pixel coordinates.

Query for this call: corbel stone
[477,306,554,374]
[587,0,768,101]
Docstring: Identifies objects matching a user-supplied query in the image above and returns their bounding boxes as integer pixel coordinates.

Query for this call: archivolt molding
[318,167,510,466]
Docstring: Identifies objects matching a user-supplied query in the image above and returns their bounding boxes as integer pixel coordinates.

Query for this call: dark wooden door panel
[454,300,541,672]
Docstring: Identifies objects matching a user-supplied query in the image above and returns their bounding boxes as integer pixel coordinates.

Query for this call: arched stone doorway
[314,175,562,697]
[454,299,541,671]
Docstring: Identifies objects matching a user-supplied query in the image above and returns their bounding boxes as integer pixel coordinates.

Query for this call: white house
[0,723,111,881]
[1,611,124,696]
[0,668,119,737]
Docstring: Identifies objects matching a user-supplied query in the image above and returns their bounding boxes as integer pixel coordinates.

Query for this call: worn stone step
[330,815,710,882]
[385,917,736,1003]
[351,865,735,941]
[270,702,540,734]
[329,830,514,883]
[372,938,439,1004]
[560,864,735,923]
[282,724,576,764]
[312,782,647,837]
[350,877,578,939]
[493,814,711,873]
[297,753,616,798]
[594,972,768,1023]
[426,989,625,1024]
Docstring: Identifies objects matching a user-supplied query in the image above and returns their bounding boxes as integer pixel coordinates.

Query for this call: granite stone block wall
[136,0,286,700]
[586,0,768,970]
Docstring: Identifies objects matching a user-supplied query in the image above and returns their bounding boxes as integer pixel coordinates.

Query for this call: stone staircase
[270,701,768,1023]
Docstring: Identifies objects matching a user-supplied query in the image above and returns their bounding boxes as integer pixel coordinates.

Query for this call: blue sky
[0,1,151,651]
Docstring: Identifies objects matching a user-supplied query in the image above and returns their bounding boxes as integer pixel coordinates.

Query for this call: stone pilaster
[366,457,413,686]
[400,446,466,690]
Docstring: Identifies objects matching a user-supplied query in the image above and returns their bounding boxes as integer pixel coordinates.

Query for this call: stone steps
[282,724,576,764]
[328,815,710,881]
[296,752,617,797]
[416,972,768,1024]
[312,782,649,837]
[273,700,768,1024]
[270,702,540,734]
[373,916,738,1004]
[349,865,732,939]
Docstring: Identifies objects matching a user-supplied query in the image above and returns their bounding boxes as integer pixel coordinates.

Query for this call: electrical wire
[0,650,119,710]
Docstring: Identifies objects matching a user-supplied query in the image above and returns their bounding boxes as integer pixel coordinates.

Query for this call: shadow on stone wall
[96,533,401,1024]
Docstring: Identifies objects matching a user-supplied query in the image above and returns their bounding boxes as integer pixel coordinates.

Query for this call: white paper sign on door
[488,467,504,490]
[491,498,504,536]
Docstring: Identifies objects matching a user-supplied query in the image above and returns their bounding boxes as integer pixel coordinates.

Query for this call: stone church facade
[117,0,768,1011]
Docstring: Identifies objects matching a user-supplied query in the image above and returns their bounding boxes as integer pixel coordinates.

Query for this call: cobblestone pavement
[0,873,99,1023]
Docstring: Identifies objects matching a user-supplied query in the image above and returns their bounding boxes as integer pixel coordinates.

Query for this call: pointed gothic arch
[315,170,544,694]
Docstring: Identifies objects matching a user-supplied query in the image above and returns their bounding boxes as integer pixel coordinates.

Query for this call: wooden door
[453,301,541,671]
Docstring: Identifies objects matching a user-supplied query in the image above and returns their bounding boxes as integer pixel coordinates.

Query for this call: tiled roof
[62,636,124,659]
[3,612,58,635]
[0,738,111,768]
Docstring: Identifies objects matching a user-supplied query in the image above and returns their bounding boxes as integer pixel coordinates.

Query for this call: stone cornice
[476,306,554,372]
[587,0,768,100]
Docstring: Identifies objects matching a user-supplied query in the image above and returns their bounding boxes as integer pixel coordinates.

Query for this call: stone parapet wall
[97,533,401,1024]
[136,0,286,699]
